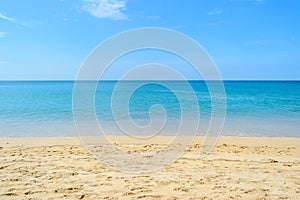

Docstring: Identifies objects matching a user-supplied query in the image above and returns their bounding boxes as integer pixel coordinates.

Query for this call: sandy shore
[0,136,299,199]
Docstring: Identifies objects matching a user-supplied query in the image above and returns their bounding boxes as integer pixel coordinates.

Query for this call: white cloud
[0,12,15,22]
[0,32,7,38]
[208,8,223,16]
[82,0,126,20]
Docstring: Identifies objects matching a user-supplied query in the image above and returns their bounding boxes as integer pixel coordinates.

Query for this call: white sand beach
[0,136,299,199]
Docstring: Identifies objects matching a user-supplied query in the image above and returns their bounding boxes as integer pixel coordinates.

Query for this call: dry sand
[0,136,299,199]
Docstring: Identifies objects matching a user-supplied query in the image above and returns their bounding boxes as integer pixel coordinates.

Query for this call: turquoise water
[0,81,299,138]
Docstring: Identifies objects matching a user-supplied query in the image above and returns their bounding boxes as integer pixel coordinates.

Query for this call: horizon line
[0,79,300,81]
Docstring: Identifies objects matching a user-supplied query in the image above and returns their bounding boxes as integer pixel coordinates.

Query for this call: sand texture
[0,136,299,199]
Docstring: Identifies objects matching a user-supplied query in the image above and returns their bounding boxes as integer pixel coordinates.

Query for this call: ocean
[0,81,299,138]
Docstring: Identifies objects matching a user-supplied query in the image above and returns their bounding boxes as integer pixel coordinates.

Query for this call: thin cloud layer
[82,0,126,20]
[208,8,223,15]
[0,12,15,22]
[0,32,7,38]
[246,39,272,45]
[0,61,9,65]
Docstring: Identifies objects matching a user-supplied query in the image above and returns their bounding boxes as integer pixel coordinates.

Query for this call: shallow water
[0,81,299,138]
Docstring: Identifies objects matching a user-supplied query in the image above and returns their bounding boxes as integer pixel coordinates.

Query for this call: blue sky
[0,0,299,80]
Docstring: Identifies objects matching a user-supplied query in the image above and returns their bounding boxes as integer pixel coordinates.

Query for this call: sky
[0,0,299,80]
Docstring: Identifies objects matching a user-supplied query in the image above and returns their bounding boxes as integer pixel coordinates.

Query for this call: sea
[0,81,299,138]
